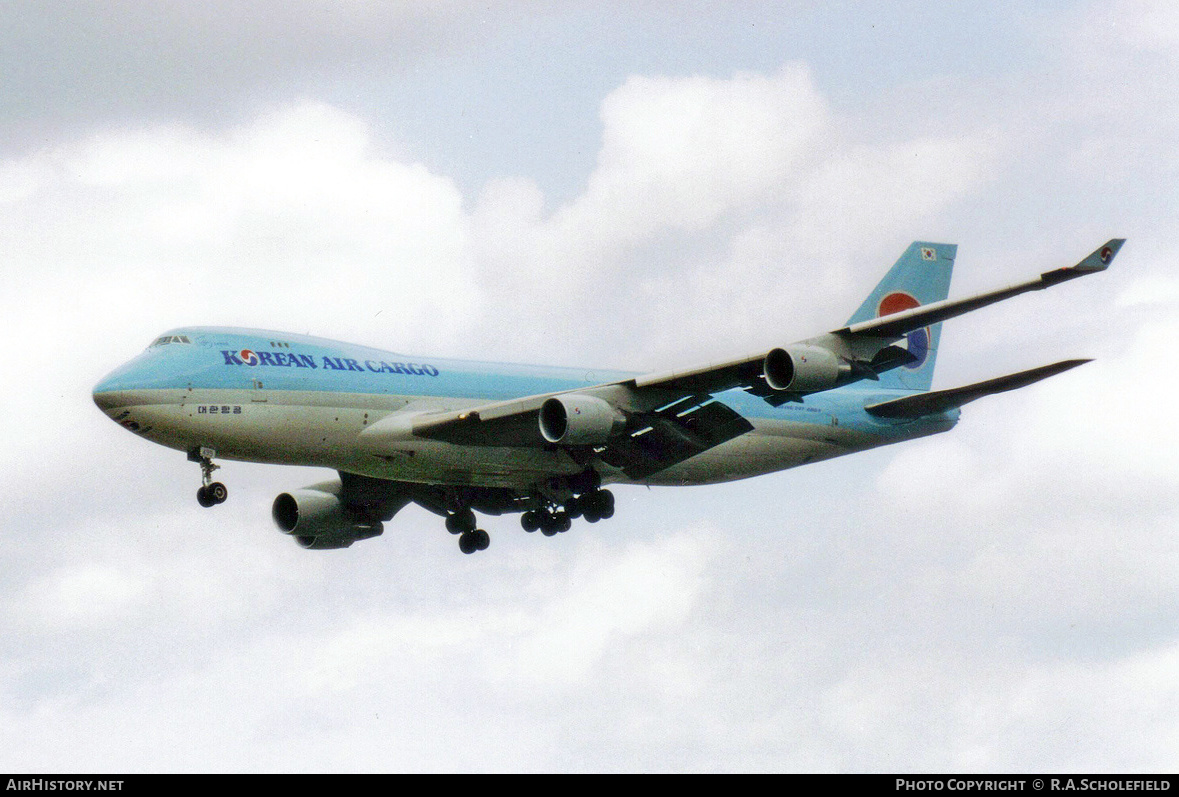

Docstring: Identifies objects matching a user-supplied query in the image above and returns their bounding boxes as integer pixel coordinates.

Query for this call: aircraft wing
[410,394,559,446]
[616,238,1124,396]
[406,384,755,480]
[830,239,1124,342]
[396,239,1120,477]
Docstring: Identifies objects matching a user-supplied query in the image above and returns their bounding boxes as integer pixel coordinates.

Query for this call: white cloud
[1088,0,1179,59]
[580,65,828,238]
[24,565,146,630]
[466,65,834,361]
[500,532,713,687]
[466,64,1000,367]
[2,101,477,349]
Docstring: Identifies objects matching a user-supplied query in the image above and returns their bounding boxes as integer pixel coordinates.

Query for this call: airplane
[93,238,1123,554]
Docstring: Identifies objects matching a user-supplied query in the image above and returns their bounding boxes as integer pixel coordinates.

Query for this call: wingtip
[1074,238,1125,272]
[1035,358,1093,384]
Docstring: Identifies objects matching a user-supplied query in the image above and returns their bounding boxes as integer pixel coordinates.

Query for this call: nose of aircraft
[94,337,195,418]
[92,355,147,415]
[92,371,127,414]
[92,377,120,413]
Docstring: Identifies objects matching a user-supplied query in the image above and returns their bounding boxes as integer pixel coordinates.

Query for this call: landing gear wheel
[592,489,615,519]
[459,529,491,554]
[521,511,540,533]
[446,508,476,535]
[206,482,228,504]
[565,496,584,519]
[190,446,226,507]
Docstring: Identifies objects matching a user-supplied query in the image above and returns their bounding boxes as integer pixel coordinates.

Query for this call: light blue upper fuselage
[94,326,953,428]
[95,326,634,404]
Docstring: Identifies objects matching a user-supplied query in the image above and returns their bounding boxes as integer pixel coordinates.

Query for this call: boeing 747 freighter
[94,239,1123,553]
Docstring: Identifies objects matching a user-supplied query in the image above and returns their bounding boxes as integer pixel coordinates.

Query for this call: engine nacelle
[538,394,626,445]
[763,345,848,393]
[272,486,383,550]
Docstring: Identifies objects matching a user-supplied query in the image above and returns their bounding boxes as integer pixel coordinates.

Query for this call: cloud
[499,532,714,687]
[22,564,147,630]
[2,62,1002,382]
[1082,0,1179,60]
[0,0,531,152]
[579,66,828,239]
[2,100,477,342]
[468,64,1000,367]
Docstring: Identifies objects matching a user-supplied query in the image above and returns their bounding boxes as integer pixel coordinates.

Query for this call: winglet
[1038,238,1124,287]
[1073,238,1125,274]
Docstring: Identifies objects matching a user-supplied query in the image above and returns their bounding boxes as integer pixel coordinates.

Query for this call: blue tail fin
[845,242,956,391]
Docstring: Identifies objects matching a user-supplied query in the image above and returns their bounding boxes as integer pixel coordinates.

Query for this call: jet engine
[763,345,848,393]
[272,485,383,550]
[538,394,626,445]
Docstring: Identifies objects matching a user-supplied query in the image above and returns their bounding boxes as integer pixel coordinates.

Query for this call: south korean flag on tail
[920,246,937,261]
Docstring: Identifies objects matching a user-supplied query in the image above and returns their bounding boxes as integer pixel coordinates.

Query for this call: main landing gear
[440,478,615,555]
[520,489,614,537]
[445,507,490,554]
[189,446,228,508]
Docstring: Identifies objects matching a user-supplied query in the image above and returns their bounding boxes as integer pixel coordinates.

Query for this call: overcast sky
[2,0,1177,773]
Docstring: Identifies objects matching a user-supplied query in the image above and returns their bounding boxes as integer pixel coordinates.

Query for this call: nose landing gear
[189,446,228,508]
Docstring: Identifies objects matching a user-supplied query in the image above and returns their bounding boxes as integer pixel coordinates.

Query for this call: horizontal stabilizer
[863,359,1091,419]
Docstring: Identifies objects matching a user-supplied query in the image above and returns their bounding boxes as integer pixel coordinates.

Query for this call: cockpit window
[149,334,193,348]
